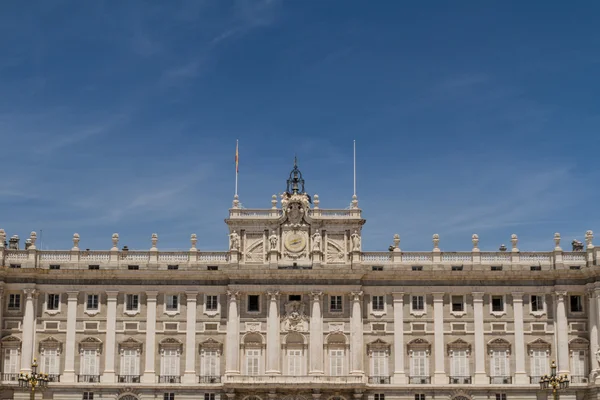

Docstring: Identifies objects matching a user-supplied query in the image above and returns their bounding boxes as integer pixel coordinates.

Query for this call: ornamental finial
[554,232,562,251]
[586,230,594,249]
[472,234,479,252]
[29,231,37,249]
[432,233,440,252]
[271,194,277,209]
[151,233,158,250]
[72,233,80,250]
[313,194,320,209]
[511,234,519,252]
[190,233,197,251]
[393,234,401,251]
[111,233,119,250]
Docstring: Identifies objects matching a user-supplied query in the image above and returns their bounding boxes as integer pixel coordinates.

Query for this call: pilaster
[309,291,324,375]
[62,290,79,382]
[183,291,198,383]
[432,292,446,384]
[588,290,598,381]
[555,291,570,375]
[392,292,406,384]
[101,290,119,383]
[225,290,241,375]
[20,288,36,374]
[266,290,281,374]
[472,292,487,384]
[349,291,364,375]
[141,291,158,383]
[512,292,528,384]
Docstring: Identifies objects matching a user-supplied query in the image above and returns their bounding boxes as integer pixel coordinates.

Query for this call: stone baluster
[102,291,119,383]
[512,292,528,384]
[309,291,324,375]
[183,291,198,383]
[555,291,570,375]
[432,292,446,384]
[62,291,79,382]
[349,291,364,375]
[225,290,241,374]
[142,291,158,383]
[472,292,487,384]
[392,292,406,384]
[266,290,281,374]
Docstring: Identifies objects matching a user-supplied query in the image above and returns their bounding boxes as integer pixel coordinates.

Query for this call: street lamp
[18,359,49,400]
[539,360,569,400]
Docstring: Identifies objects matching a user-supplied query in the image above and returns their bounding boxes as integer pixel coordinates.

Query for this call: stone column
[183,291,198,383]
[392,292,406,384]
[309,291,324,375]
[512,292,528,384]
[472,292,487,384]
[555,291,570,375]
[588,290,598,379]
[62,291,79,382]
[0,286,4,348]
[20,289,36,374]
[102,291,119,383]
[266,290,281,374]
[225,290,241,375]
[349,291,364,375]
[141,291,158,383]
[432,292,446,384]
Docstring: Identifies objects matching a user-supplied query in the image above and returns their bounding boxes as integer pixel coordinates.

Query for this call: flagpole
[353,140,356,197]
[235,140,239,197]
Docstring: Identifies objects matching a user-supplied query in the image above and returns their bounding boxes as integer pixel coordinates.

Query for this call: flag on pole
[235,140,239,173]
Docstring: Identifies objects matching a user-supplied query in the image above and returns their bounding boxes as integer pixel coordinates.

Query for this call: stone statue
[269,230,278,251]
[312,231,322,252]
[596,348,600,367]
[351,230,361,251]
[229,231,240,251]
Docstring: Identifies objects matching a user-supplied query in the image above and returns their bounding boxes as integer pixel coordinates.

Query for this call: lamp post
[539,360,569,400]
[18,359,49,400]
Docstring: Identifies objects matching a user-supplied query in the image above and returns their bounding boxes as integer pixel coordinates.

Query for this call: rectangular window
[495,395,506,400]
[531,295,544,312]
[451,265,463,271]
[411,265,423,271]
[202,350,219,376]
[49,264,60,270]
[207,265,218,271]
[206,295,218,311]
[289,294,302,302]
[47,294,60,310]
[491,296,504,312]
[42,349,60,375]
[164,394,175,400]
[531,350,548,377]
[205,395,216,400]
[372,296,385,311]
[570,295,583,312]
[330,295,343,312]
[247,295,260,312]
[451,350,468,377]
[414,395,425,400]
[374,395,385,400]
[161,349,180,376]
[121,349,140,376]
[168,265,179,270]
[451,296,464,312]
[412,295,424,311]
[81,349,99,375]
[9,264,21,268]
[530,265,541,271]
[571,350,586,378]
[330,349,344,376]
[490,350,509,377]
[8,294,20,310]
[410,350,428,377]
[86,294,99,310]
[371,350,388,377]
[288,349,302,375]
[570,265,581,270]
[88,265,100,270]
[372,265,383,271]
[126,294,139,311]
[491,265,503,271]
[166,295,178,311]
[246,349,260,375]
[83,393,94,400]
[128,265,139,270]
[3,348,19,374]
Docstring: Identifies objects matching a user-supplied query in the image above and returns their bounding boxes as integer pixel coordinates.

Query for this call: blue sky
[1,1,599,252]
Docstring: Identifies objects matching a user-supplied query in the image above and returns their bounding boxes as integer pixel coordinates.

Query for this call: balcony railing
[1,373,19,381]
[409,376,431,384]
[47,374,61,382]
[223,375,364,385]
[449,376,471,384]
[368,376,390,384]
[118,375,141,383]
[199,375,221,383]
[159,375,181,383]
[571,375,588,384]
[490,376,512,384]
[78,374,100,383]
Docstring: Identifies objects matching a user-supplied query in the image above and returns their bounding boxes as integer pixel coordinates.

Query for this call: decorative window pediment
[0,335,21,350]
[527,338,551,353]
[79,337,103,354]
[325,332,348,348]
[39,336,62,353]
[569,337,589,350]
[283,332,306,347]
[447,338,471,355]
[407,338,431,353]
[242,332,265,349]
[199,338,223,352]
[487,338,510,354]
[367,339,390,354]
[159,337,183,351]
[119,337,143,353]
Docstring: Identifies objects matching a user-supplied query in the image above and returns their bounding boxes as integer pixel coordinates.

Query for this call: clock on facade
[284,232,306,253]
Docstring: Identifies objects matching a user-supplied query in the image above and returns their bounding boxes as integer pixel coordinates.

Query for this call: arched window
[325,333,348,376]
[242,333,264,376]
[1,336,21,380]
[284,332,306,376]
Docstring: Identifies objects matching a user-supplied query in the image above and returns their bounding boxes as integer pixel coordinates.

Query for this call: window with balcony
[284,332,305,376]
[161,348,181,380]
[410,349,429,383]
[120,349,140,381]
[448,339,470,383]
[164,394,175,400]
[370,350,389,382]
[246,349,260,375]
[3,347,20,378]
[202,349,219,378]
[330,295,343,312]
[570,347,588,383]
[41,348,60,379]
[495,395,506,400]
[80,349,99,381]
[83,393,94,400]
[489,343,511,384]
[530,348,549,382]
[288,349,303,375]
[205,394,216,400]
[330,349,344,376]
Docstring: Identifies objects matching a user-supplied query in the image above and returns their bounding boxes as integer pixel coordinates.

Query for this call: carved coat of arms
[281,301,308,332]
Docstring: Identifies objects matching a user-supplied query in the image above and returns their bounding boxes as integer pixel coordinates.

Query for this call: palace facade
[1,164,599,400]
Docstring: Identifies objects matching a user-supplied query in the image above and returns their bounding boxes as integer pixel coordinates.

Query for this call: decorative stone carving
[283,230,308,260]
[29,231,37,248]
[112,233,119,250]
[511,234,519,252]
[351,230,361,252]
[586,230,594,249]
[285,201,306,226]
[72,233,80,250]
[271,194,277,209]
[269,231,278,251]
[190,233,197,251]
[554,232,561,251]
[596,348,600,367]
[151,233,158,249]
[0,229,5,248]
[471,234,479,251]
[229,231,240,251]
[312,231,322,252]
[313,194,320,209]
[326,238,344,263]
[393,234,400,251]
[282,301,308,332]
[245,238,264,262]
[432,233,440,251]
